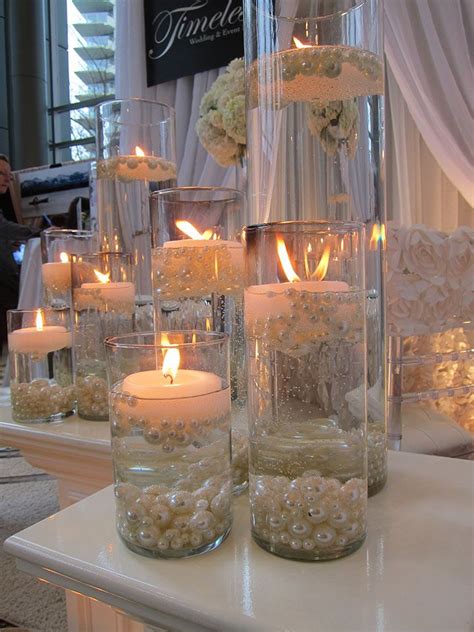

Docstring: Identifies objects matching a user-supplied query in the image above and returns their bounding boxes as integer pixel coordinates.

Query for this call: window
[47,0,116,162]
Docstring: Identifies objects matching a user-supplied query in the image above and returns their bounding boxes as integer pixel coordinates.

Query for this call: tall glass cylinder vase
[95,99,177,329]
[8,308,75,423]
[244,221,367,561]
[151,187,248,493]
[41,229,97,308]
[72,253,135,420]
[244,0,386,495]
[105,331,232,558]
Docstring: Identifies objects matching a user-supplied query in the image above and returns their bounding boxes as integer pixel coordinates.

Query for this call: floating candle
[41,252,71,292]
[96,147,176,183]
[8,310,71,355]
[75,270,135,312]
[118,345,228,425]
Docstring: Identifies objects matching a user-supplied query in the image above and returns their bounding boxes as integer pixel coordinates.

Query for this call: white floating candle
[8,311,71,355]
[42,252,71,292]
[74,269,135,312]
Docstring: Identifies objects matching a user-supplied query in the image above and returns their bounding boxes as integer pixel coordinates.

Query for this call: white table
[0,405,112,508]
[4,451,474,632]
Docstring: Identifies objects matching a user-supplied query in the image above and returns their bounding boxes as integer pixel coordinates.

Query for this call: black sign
[144,0,244,87]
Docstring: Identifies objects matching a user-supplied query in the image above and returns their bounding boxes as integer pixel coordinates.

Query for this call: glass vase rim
[7,307,70,317]
[270,0,367,23]
[71,251,134,263]
[95,98,176,125]
[151,186,244,204]
[105,330,228,351]
[243,219,365,234]
[42,228,96,238]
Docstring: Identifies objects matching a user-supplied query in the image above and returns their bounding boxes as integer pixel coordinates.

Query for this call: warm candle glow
[176,220,215,241]
[94,270,111,284]
[162,347,180,384]
[277,237,300,282]
[293,37,310,49]
[313,244,330,281]
[135,146,145,157]
[35,309,44,331]
[369,224,386,251]
[59,252,69,263]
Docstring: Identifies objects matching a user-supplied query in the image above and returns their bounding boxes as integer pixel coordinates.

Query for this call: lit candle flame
[176,220,214,241]
[313,244,330,281]
[205,318,212,332]
[277,237,300,282]
[135,146,145,157]
[59,252,69,263]
[293,37,311,49]
[94,270,110,284]
[35,309,44,331]
[162,347,180,384]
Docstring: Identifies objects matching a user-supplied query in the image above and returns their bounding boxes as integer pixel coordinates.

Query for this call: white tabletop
[4,451,474,632]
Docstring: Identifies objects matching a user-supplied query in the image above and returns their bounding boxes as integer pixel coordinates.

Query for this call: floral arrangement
[307,99,360,159]
[196,58,246,167]
[386,224,474,336]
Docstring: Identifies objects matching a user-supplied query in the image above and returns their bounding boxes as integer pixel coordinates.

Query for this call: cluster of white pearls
[76,374,109,420]
[97,156,177,183]
[250,473,366,559]
[249,46,383,107]
[153,244,243,300]
[11,380,75,421]
[110,396,227,452]
[368,428,387,495]
[246,287,364,357]
[115,476,232,555]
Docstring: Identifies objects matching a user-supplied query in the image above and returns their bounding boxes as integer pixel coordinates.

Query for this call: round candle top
[123,369,221,399]
[8,325,71,354]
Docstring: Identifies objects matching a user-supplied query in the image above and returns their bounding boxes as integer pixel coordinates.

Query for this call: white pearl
[189,510,215,531]
[313,526,337,548]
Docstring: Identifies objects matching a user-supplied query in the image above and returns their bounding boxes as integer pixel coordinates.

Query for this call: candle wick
[164,372,174,385]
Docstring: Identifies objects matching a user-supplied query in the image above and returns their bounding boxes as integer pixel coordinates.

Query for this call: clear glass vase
[8,308,75,423]
[95,99,177,328]
[105,331,232,558]
[244,221,368,561]
[40,228,97,309]
[244,0,386,495]
[151,187,248,494]
[71,252,135,421]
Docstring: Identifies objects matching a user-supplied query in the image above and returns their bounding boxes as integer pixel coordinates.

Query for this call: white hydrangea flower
[196,58,246,167]
[307,99,360,159]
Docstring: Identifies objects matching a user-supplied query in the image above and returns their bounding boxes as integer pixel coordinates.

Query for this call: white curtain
[385,0,473,207]
[385,64,473,231]
[115,0,237,189]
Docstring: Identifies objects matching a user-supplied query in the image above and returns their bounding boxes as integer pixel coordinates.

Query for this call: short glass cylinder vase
[72,253,135,421]
[95,99,177,325]
[151,187,248,494]
[105,331,232,558]
[41,228,97,309]
[8,308,75,423]
[244,221,367,561]
[244,0,387,495]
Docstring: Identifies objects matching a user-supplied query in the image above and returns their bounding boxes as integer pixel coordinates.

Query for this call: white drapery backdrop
[115,0,473,230]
